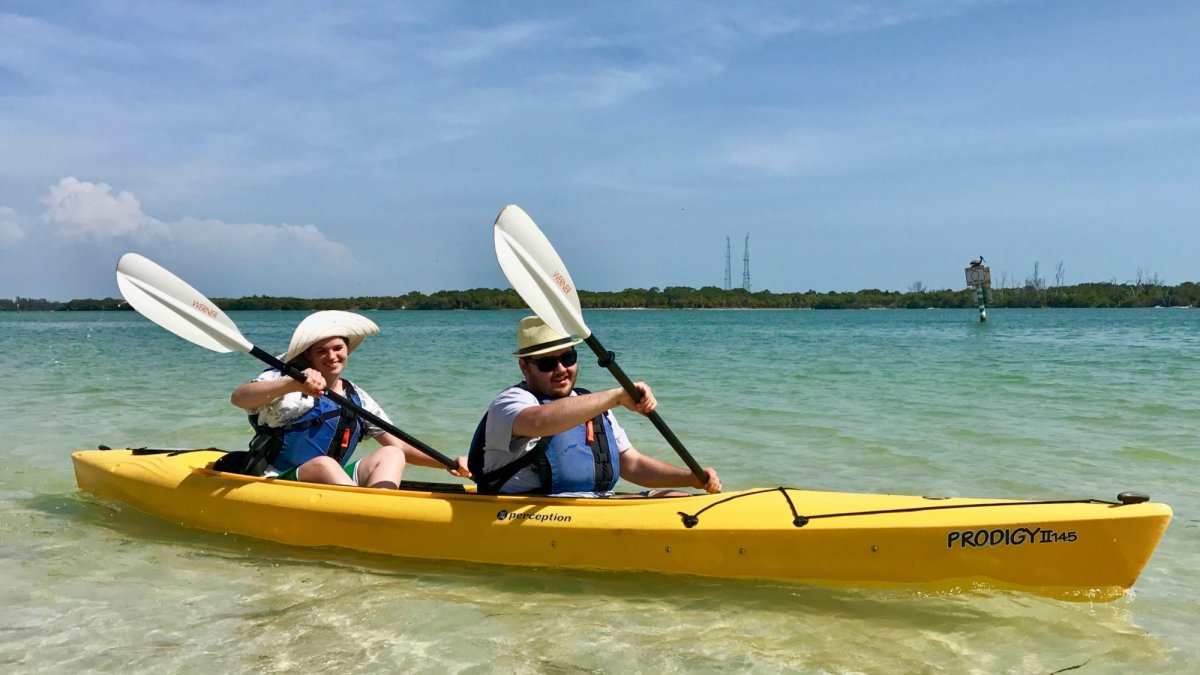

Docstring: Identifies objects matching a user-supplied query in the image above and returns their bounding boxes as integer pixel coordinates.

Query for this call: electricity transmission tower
[724,236,732,290]
[742,234,751,291]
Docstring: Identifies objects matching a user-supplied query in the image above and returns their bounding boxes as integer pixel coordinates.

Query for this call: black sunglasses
[525,349,579,373]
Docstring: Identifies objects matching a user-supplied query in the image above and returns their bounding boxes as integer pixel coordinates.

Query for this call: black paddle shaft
[582,335,707,484]
[248,346,457,470]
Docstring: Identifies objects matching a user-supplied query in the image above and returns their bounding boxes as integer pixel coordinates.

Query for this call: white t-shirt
[482,385,632,494]
[249,369,391,440]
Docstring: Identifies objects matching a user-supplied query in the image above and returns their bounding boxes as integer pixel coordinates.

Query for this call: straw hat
[513,316,582,358]
[283,311,380,364]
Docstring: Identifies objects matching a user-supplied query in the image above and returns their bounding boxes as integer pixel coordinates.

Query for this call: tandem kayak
[72,448,1172,601]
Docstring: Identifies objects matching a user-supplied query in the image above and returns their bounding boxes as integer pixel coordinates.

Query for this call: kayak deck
[72,449,1172,601]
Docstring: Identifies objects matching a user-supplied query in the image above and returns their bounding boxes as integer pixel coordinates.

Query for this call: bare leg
[357,445,406,489]
[296,455,357,486]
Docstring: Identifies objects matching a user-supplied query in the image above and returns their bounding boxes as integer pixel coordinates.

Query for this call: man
[468,316,721,497]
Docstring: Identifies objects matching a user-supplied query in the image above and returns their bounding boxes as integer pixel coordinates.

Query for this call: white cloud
[429,20,562,68]
[5,177,367,297]
[717,108,1200,179]
[37,177,352,251]
[164,217,361,273]
[577,65,670,107]
[0,206,26,248]
[722,129,842,176]
[41,177,153,239]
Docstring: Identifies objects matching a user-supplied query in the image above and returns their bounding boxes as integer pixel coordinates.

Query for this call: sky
[2,0,1197,300]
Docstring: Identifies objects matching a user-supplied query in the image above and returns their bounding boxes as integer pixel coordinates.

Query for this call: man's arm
[618,448,721,493]
[512,382,657,437]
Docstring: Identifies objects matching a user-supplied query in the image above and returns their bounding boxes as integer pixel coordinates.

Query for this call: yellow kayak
[72,448,1172,601]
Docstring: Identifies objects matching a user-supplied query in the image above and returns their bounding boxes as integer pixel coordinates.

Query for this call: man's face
[519,347,578,398]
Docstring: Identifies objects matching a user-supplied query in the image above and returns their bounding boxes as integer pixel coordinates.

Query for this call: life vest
[248,379,365,473]
[468,385,619,495]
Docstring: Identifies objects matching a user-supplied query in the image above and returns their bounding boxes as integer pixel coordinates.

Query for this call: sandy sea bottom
[2,308,1197,673]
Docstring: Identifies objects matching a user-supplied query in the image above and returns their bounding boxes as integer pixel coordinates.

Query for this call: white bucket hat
[283,310,380,364]
[513,316,582,358]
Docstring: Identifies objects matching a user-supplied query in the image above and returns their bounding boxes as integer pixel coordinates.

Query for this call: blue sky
[2,1,1197,300]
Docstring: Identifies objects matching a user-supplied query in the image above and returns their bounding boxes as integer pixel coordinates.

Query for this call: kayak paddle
[492,204,707,484]
[114,252,458,470]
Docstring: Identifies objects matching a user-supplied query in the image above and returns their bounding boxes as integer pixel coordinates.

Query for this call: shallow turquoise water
[2,308,1197,673]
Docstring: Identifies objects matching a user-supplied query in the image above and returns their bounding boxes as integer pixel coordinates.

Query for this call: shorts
[270,459,361,485]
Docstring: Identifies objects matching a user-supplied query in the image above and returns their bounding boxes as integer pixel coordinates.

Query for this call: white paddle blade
[493,204,591,340]
[115,253,253,354]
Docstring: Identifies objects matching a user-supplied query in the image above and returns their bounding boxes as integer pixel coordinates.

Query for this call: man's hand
[693,467,721,493]
[619,381,657,416]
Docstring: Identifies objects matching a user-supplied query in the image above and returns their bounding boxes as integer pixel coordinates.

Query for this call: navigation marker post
[965,260,991,322]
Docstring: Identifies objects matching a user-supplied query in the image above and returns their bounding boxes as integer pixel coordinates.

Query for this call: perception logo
[494,509,573,523]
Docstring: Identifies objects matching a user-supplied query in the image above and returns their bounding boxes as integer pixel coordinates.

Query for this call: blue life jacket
[249,379,365,473]
[468,384,619,495]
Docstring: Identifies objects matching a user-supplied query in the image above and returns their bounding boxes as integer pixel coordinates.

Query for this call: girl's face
[304,336,350,378]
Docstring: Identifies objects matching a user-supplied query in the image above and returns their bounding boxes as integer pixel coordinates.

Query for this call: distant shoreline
[5,281,1198,311]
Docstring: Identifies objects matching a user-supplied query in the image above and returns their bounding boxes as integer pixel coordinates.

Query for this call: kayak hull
[72,449,1171,601]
